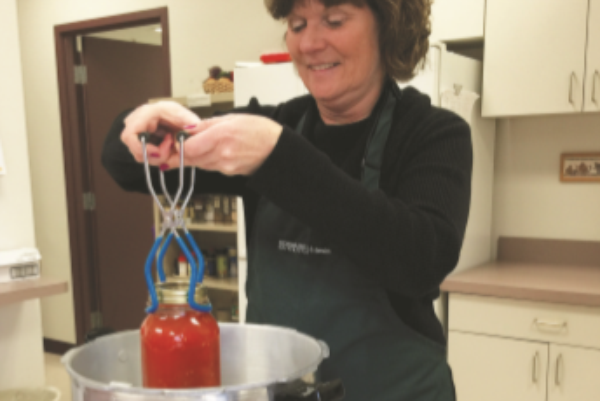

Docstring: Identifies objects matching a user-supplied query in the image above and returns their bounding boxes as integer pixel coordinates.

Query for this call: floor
[44,353,71,401]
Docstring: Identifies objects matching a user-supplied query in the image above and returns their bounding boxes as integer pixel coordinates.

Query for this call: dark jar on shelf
[140,281,220,388]
[213,195,223,224]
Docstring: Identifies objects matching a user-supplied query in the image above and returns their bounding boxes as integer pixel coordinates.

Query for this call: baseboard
[43,337,76,355]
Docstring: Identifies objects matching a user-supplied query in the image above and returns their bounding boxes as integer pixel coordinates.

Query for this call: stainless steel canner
[62,323,344,401]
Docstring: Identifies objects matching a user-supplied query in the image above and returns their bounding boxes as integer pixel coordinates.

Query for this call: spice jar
[216,250,228,279]
[222,196,231,224]
[228,247,238,278]
[193,197,205,223]
[204,248,216,277]
[230,196,238,223]
[213,196,223,224]
[177,254,189,277]
[204,196,215,223]
[141,281,220,388]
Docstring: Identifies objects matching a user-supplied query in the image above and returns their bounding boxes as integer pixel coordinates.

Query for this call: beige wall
[1,0,35,249]
[492,114,600,253]
[88,25,163,46]
[0,0,45,387]
[17,0,286,343]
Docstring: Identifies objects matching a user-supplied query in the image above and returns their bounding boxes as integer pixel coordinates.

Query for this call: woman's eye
[326,19,343,28]
[289,21,305,33]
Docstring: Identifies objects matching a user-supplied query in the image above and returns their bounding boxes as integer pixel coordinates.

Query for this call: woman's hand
[177,114,283,176]
[120,101,201,164]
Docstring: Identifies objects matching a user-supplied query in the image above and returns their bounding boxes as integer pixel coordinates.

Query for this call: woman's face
[285,0,383,107]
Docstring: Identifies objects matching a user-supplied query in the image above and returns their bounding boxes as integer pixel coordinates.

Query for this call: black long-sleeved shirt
[102,84,472,345]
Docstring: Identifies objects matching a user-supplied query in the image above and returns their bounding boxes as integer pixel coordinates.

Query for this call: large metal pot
[62,323,344,401]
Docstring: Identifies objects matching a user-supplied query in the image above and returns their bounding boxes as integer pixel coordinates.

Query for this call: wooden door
[584,0,600,112]
[448,331,548,401]
[548,344,600,401]
[482,0,588,117]
[82,36,165,332]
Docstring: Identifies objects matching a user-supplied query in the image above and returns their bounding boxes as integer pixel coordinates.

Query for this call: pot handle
[274,379,345,401]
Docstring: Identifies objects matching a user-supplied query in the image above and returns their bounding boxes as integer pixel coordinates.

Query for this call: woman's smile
[308,62,340,71]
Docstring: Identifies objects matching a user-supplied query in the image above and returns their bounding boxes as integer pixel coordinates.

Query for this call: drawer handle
[532,352,540,383]
[555,354,563,386]
[534,318,567,332]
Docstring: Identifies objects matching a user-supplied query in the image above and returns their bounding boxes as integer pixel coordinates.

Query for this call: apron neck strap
[294,80,400,191]
[360,86,398,191]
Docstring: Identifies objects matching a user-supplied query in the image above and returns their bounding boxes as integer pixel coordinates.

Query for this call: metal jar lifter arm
[139,132,211,314]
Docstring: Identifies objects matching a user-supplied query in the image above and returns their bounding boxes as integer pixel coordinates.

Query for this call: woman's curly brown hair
[264,0,432,82]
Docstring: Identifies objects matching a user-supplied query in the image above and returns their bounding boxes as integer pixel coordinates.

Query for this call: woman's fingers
[120,101,201,162]
[187,114,235,135]
[152,114,282,176]
[185,123,224,158]
[179,114,282,176]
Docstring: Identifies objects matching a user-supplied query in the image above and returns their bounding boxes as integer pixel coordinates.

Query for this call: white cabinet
[448,294,600,401]
[449,332,547,401]
[482,0,589,117]
[584,0,600,113]
[431,0,485,42]
[234,63,307,108]
[548,344,600,401]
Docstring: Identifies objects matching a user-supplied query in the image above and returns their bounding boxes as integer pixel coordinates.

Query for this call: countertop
[441,262,600,307]
[0,277,68,307]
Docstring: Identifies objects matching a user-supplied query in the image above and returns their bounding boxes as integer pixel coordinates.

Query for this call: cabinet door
[448,331,548,401]
[431,0,485,42]
[482,0,588,117]
[548,344,600,401]
[584,0,600,112]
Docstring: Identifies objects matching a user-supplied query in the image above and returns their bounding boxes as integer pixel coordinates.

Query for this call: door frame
[54,7,171,346]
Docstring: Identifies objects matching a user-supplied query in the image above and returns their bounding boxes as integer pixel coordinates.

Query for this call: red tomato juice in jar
[141,280,220,388]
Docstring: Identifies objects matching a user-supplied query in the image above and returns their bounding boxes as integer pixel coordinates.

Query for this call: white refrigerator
[233,44,496,323]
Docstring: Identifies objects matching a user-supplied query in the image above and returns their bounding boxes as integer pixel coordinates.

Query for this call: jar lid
[155,279,209,305]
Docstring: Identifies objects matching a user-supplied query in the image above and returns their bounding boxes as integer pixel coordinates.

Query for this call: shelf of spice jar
[188,194,238,227]
[173,247,239,292]
[202,276,239,292]
[187,222,237,233]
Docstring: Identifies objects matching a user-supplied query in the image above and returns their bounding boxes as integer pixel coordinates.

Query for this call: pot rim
[61,322,330,397]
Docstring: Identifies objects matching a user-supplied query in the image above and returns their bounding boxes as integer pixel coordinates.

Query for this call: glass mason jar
[141,280,220,388]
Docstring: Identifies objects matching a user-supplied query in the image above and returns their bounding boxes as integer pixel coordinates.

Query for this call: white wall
[88,25,163,46]
[17,0,286,343]
[0,0,45,387]
[492,113,600,253]
[1,0,35,250]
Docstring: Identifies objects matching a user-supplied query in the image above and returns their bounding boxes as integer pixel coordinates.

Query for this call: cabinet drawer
[449,294,600,349]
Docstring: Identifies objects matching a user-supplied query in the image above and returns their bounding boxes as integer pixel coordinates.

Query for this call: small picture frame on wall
[560,153,600,182]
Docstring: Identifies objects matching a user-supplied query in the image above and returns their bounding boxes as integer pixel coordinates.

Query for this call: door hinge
[83,192,96,211]
[76,35,83,53]
[90,311,103,330]
[74,65,87,85]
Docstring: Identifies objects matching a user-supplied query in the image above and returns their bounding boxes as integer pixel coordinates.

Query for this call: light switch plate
[0,139,6,175]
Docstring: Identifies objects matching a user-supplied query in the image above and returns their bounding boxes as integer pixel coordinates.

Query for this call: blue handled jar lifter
[139,131,211,314]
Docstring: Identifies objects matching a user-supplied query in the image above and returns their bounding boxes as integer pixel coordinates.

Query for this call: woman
[103,0,472,399]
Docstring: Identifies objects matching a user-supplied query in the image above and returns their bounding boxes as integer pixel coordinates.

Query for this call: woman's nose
[298,24,327,53]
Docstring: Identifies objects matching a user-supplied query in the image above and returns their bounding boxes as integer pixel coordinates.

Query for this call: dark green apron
[247,85,455,401]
